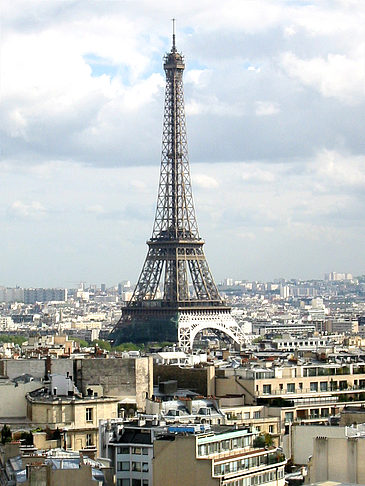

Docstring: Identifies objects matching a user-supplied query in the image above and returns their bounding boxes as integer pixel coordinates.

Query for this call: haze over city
[1,1,365,287]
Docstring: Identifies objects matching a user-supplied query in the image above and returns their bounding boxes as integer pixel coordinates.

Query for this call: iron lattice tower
[111,31,245,349]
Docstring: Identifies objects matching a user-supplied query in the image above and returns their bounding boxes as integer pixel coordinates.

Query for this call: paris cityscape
[1,1,365,486]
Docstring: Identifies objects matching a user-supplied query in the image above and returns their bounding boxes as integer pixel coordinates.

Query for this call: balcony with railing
[213,449,286,478]
[258,383,365,399]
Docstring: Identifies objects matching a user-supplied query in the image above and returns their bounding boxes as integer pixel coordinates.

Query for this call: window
[310,382,318,392]
[119,446,130,454]
[263,384,271,394]
[222,440,230,450]
[142,447,149,455]
[132,462,141,472]
[142,481,149,486]
[118,462,130,471]
[132,481,141,486]
[320,382,328,391]
[117,480,130,486]
[244,412,250,419]
[279,383,283,390]
[254,411,260,419]
[269,425,274,433]
[132,447,141,455]
[287,383,295,393]
[285,412,294,423]
[85,407,93,422]
[86,433,93,447]
[142,462,149,472]
[299,382,303,389]
[339,380,348,390]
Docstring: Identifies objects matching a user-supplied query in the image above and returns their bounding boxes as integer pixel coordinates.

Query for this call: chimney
[45,356,51,380]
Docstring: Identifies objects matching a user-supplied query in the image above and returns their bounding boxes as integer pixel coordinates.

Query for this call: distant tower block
[110,28,245,349]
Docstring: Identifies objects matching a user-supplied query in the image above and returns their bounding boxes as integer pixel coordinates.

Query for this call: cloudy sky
[1,0,365,287]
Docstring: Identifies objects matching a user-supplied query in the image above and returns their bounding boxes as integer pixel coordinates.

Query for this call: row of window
[279,341,325,347]
[117,462,149,472]
[214,452,284,476]
[118,447,149,455]
[262,380,351,394]
[226,411,261,420]
[117,480,149,486]
[224,467,285,486]
[197,435,251,456]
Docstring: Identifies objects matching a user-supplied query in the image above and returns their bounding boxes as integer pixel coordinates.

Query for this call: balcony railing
[213,451,286,477]
[259,384,365,397]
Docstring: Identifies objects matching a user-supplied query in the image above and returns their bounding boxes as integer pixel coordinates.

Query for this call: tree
[92,339,111,351]
[20,431,33,445]
[264,433,273,447]
[1,424,12,444]
[114,342,143,352]
[253,433,273,448]
[74,338,89,348]
[253,435,265,448]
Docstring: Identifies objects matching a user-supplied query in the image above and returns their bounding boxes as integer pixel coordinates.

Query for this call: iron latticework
[111,32,245,348]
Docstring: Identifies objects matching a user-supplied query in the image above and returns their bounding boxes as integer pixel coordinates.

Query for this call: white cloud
[130,180,147,191]
[247,66,261,73]
[185,69,211,87]
[86,205,105,215]
[255,101,280,116]
[193,174,219,189]
[281,48,365,103]
[312,150,365,188]
[9,201,46,218]
[241,166,276,183]
[186,98,245,116]
[283,26,296,37]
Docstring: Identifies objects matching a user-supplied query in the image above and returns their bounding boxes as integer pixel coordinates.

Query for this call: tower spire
[172,18,176,52]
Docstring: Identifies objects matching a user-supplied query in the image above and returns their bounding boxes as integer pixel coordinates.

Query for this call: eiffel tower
[111,27,245,349]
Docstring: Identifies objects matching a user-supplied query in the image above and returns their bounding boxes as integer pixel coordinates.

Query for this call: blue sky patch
[83,53,119,79]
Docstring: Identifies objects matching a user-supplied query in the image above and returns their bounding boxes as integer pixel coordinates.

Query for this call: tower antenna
[172,18,176,51]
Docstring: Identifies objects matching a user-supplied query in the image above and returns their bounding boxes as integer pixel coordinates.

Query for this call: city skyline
[1,1,365,287]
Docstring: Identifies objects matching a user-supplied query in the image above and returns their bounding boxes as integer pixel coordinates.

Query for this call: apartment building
[221,404,280,445]
[101,420,285,486]
[307,425,365,484]
[216,363,365,406]
[154,425,286,486]
[26,381,119,455]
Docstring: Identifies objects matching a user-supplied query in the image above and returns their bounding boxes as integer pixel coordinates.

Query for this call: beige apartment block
[220,403,280,445]
[282,425,347,465]
[153,427,286,486]
[26,391,119,455]
[307,436,365,484]
[215,363,365,405]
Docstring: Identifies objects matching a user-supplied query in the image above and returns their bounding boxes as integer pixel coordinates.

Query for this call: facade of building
[101,420,285,486]
[154,426,286,486]
[307,432,365,484]
[215,363,365,406]
[26,385,119,455]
